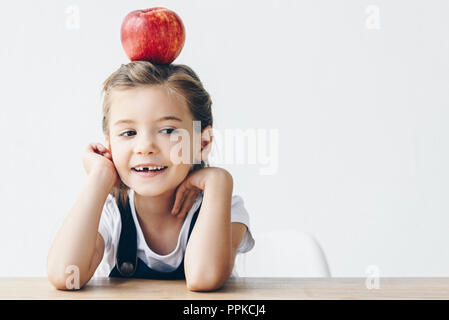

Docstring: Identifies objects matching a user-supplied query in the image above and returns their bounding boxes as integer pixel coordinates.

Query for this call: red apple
[120,7,186,64]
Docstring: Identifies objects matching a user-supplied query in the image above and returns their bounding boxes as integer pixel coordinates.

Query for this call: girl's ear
[198,126,213,162]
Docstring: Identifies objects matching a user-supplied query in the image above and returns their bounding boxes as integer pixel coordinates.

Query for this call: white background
[0,0,448,277]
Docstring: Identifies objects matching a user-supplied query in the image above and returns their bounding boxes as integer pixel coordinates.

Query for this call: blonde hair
[101,61,213,207]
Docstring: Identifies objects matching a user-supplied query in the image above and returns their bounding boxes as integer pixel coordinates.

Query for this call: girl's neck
[133,189,177,224]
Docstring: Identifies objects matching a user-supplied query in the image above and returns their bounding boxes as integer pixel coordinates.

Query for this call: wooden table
[1,277,449,300]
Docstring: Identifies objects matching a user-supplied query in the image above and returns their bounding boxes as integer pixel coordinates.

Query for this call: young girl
[47,61,255,292]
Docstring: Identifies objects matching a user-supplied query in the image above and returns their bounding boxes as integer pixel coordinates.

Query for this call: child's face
[105,85,210,197]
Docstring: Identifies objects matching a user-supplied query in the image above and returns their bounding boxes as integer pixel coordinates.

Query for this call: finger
[96,143,106,152]
[90,143,101,154]
[185,190,201,216]
[176,190,191,218]
[95,143,111,158]
[177,189,196,219]
[172,198,183,215]
[88,143,97,152]
[179,190,200,219]
[172,185,187,215]
[102,148,111,157]
[90,145,101,156]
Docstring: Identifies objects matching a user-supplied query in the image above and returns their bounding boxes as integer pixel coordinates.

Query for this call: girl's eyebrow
[114,116,183,126]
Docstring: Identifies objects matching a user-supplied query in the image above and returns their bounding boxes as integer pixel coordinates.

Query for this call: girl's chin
[133,184,167,193]
[131,182,175,197]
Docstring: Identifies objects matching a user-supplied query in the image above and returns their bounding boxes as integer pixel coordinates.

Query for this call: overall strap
[187,200,201,240]
[114,191,203,278]
[115,191,138,277]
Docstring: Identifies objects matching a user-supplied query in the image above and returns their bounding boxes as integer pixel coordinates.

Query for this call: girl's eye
[120,130,135,137]
[119,129,177,137]
[161,128,177,134]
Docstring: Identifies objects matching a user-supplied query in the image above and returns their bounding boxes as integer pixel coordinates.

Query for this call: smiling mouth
[131,166,168,172]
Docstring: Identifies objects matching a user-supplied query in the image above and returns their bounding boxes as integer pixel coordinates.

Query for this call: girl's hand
[171,167,232,219]
[82,142,120,190]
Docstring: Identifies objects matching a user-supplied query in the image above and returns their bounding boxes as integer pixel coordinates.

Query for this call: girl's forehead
[110,86,192,123]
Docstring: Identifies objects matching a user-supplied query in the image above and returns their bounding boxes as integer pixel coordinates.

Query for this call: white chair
[235,229,331,277]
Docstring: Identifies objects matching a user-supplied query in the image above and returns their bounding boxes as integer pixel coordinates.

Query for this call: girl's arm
[46,167,115,290]
[183,169,237,291]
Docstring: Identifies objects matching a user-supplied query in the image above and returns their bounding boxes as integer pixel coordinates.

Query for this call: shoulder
[229,194,256,254]
[98,193,122,247]
[231,194,245,207]
[230,194,249,220]
[103,194,121,219]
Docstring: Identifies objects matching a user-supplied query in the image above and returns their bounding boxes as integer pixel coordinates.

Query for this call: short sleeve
[97,194,116,250]
[230,195,255,254]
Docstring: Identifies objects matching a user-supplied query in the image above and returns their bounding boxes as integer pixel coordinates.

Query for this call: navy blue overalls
[109,191,202,280]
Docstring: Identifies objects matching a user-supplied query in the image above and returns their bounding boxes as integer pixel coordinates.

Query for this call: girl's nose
[134,137,159,154]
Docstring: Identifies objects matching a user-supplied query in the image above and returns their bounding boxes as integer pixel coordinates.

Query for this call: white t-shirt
[94,188,255,279]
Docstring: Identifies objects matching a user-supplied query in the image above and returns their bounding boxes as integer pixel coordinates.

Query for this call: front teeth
[134,166,166,171]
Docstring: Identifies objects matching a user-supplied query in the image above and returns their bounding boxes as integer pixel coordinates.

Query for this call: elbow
[47,272,88,291]
[46,263,87,291]
[187,278,225,292]
[186,269,230,292]
[46,260,67,290]
[46,254,68,290]
[47,273,70,291]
